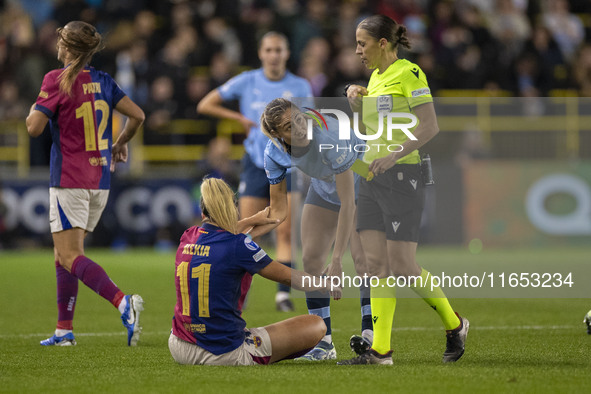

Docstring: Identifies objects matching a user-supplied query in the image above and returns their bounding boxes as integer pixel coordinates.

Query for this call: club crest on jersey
[244,237,259,251]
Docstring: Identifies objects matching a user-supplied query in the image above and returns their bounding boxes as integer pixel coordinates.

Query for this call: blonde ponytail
[200,178,238,234]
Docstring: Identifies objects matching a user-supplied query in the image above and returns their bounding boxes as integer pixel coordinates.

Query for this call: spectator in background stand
[486,0,531,68]
[573,44,591,97]
[196,137,240,192]
[322,47,369,97]
[143,75,178,144]
[181,69,212,120]
[542,0,584,63]
[333,1,364,51]
[0,80,27,120]
[523,24,566,91]
[290,0,332,66]
[298,37,330,97]
[457,5,499,84]
[209,52,235,89]
[203,17,243,66]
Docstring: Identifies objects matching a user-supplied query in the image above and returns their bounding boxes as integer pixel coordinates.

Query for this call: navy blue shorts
[239,153,293,198]
[303,184,340,212]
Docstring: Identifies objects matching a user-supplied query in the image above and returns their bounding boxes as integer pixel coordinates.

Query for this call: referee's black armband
[343,84,353,97]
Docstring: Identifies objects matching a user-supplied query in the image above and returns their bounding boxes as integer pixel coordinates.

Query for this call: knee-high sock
[410,268,461,330]
[55,260,78,330]
[71,255,125,309]
[360,284,372,333]
[370,278,396,354]
[277,261,292,293]
[306,290,331,337]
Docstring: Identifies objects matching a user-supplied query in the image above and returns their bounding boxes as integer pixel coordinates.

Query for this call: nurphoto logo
[303,108,418,153]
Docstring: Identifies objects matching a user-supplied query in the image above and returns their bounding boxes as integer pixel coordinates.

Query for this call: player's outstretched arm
[248,181,287,238]
[237,207,280,234]
[258,260,338,297]
[197,89,255,133]
[322,170,355,282]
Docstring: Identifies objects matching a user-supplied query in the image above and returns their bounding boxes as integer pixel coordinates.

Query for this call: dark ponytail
[358,15,411,51]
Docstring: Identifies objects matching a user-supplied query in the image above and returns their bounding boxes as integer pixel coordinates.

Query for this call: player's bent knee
[302,257,323,274]
[307,315,326,342]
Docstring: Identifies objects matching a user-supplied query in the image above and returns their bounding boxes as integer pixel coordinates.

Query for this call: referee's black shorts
[356,164,424,242]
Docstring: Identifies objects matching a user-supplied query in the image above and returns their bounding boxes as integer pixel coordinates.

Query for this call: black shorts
[356,164,424,242]
[239,153,293,198]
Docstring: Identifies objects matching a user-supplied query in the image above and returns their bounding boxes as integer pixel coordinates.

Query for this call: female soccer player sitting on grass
[168,177,334,366]
[246,98,373,361]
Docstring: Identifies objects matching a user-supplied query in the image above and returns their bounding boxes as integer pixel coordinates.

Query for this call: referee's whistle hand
[346,85,368,98]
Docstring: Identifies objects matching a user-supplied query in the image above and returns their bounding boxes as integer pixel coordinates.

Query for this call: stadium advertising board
[464,161,591,246]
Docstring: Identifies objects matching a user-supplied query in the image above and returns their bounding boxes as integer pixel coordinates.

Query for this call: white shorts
[168,327,272,366]
[49,188,109,233]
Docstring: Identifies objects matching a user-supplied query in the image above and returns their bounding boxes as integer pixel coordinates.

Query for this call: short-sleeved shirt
[171,223,273,355]
[362,59,432,165]
[218,69,313,169]
[264,116,363,205]
[35,66,126,189]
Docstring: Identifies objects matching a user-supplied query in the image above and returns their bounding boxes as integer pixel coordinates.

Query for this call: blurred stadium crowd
[2,0,591,156]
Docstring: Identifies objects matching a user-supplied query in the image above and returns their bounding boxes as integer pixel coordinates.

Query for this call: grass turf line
[0,248,589,393]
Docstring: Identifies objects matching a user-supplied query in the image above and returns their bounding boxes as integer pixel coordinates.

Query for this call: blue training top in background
[218,69,313,169]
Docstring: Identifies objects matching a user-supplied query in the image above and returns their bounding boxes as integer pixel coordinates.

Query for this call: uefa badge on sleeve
[377,95,393,112]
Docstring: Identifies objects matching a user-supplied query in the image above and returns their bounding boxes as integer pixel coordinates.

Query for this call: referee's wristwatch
[343,83,353,97]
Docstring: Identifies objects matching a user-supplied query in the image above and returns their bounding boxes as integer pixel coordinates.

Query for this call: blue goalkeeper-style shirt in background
[218,69,313,169]
[172,223,272,355]
[264,116,364,206]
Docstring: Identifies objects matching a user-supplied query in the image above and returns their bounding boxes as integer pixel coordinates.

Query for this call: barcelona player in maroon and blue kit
[26,21,145,346]
[169,178,332,365]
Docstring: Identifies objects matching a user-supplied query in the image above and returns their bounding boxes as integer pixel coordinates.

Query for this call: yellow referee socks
[370,278,396,354]
[411,268,461,330]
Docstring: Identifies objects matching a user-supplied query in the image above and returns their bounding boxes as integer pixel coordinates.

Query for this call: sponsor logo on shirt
[38,90,48,99]
[183,323,206,333]
[253,249,267,262]
[89,157,108,166]
[411,88,430,97]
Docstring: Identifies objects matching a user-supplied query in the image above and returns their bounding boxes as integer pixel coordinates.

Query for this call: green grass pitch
[0,247,590,393]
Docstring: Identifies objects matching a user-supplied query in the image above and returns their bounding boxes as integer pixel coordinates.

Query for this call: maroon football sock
[55,260,78,330]
[71,255,125,308]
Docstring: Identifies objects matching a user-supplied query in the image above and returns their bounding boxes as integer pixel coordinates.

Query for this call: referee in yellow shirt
[338,14,469,365]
